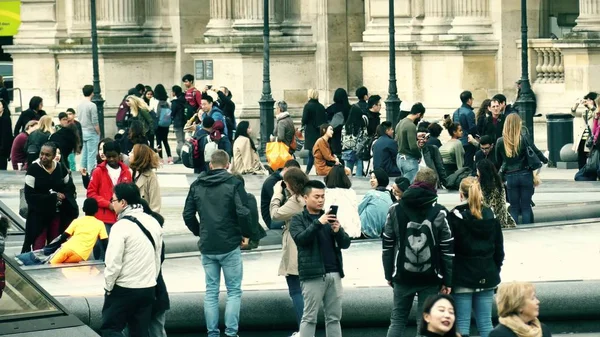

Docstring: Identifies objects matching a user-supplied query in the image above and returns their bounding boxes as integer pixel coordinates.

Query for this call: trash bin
[546,113,574,166]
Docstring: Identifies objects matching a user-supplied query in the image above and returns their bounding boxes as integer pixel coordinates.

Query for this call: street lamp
[515,0,535,142]
[384,0,401,128]
[258,0,275,161]
[90,0,105,138]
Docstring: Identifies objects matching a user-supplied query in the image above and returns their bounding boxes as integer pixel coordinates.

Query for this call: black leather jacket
[422,145,447,188]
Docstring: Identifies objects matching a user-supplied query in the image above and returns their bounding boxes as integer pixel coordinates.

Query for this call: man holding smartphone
[290,180,351,337]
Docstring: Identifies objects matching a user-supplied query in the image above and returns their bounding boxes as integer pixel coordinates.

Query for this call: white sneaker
[289,333,299,337]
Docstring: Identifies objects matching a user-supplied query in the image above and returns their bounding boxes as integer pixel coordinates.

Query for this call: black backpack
[396,203,442,281]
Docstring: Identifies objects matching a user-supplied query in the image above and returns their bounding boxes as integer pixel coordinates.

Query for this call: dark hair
[283,167,309,196]
[82,85,94,97]
[492,93,507,104]
[135,83,145,92]
[139,198,164,227]
[477,159,503,192]
[419,294,457,337]
[395,176,410,192]
[83,198,99,216]
[410,102,426,115]
[103,140,122,155]
[584,92,598,101]
[97,137,114,164]
[372,168,389,187]
[333,88,350,109]
[144,85,152,93]
[29,96,43,111]
[324,165,352,189]
[41,141,58,155]
[153,84,169,101]
[479,135,493,146]
[367,95,382,109]
[417,124,429,133]
[428,122,443,138]
[66,108,76,114]
[202,94,214,104]
[376,124,388,137]
[128,120,147,144]
[182,74,194,83]
[319,123,332,137]
[355,86,368,100]
[235,121,256,151]
[114,183,141,206]
[172,85,183,96]
[58,112,68,120]
[443,118,461,138]
[477,98,492,122]
[460,90,473,104]
[302,180,327,196]
[284,159,301,169]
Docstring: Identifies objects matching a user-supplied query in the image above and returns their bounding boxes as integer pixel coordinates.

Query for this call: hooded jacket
[86,161,133,224]
[448,203,504,289]
[382,184,454,286]
[170,94,187,128]
[183,169,252,255]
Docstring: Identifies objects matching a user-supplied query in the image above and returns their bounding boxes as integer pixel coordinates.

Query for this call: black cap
[395,177,411,192]
[202,116,215,128]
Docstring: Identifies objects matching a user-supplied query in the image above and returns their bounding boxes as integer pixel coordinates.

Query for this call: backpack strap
[123,215,156,250]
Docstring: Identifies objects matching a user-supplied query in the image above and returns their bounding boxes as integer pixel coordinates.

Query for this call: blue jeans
[506,170,534,224]
[396,154,419,183]
[81,130,99,173]
[286,275,304,330]
[342,150,364,176]
[202,247,243,337]
[454,290,495,337]
[305,151,315,175]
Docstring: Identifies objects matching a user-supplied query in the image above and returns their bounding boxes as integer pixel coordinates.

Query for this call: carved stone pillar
[143,0,171,40]
[205,0,234,37]
[574,0,600,32]
[448,0,492,35]
[421,0,453,35]
[232,0,281,36]
[281,0,310,37]
[97,0,144,35]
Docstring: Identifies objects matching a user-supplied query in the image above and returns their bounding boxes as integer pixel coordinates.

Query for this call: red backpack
[115,97,131,129]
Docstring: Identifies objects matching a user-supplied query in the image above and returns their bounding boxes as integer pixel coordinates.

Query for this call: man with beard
[394,103,425,183]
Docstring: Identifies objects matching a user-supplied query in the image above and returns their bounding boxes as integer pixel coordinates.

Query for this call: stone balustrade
[519,40,565,84]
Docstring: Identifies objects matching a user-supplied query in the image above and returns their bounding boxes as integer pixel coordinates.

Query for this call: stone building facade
[3,0,599,142]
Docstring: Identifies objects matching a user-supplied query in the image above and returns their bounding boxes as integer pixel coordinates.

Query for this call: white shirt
[104,207,163,291]
[106,164,121,186]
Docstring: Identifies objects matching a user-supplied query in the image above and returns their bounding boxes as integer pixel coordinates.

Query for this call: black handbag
[522,137,542,171]
[584,147,600,175]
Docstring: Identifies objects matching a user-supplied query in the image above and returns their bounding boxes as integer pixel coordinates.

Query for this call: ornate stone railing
[527,39,565,84]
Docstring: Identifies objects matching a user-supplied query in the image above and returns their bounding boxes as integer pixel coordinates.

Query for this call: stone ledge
[184,41,317,55]
[350,39,499,53]
[3,43,178,55]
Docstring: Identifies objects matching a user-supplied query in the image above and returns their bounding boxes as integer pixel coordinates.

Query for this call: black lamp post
[385,0,401,129]
[90,0,105,138]
[258,0,275,161]
[515,0,535,141]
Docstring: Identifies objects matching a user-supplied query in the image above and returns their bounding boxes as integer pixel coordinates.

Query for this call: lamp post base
[92,96,105,138]
[258,96,275,162]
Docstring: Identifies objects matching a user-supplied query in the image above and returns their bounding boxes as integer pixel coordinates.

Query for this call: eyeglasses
[110,198,119,203]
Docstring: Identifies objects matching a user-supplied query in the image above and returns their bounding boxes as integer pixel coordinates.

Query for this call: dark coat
[302,99,327,151]
[366,111,381,137]
[260,171,283,227]
[452,103,476,146]
[372,134,401,176]
[495,131,547,173]
[326,102,350,155]
[25,130,51,166]
[481,115,505,143]
[422,144,447,188]
[0,111,13,157]
[183,169,252,255]
[14,109,46,137]
[448,203,504,289]
[49,127,78,169]
[170,94,187,128]
[345,101,367,136]
[489,323,551,337]
[289,208,351,281]
[426,137,442,148]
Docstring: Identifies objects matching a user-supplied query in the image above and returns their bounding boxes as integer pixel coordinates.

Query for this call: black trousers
[577,140,588,170]
[0,156,7,170]
[463,143,477,171]
[155,126,172,158]
[100,285,155,337]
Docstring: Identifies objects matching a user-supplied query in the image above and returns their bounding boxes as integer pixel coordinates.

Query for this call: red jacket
[86,162,132,224]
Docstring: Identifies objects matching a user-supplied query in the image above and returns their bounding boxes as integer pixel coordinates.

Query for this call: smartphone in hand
[327,205,338,223]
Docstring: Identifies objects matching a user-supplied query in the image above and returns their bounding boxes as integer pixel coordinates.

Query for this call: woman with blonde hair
[270,167,309,336]
[129,144,161,213]
[301,88,327,174]
[448,176,504,337]
[495,114,547,224]
[25,115,55,166]
[489,282,552,337]
[126,95,155,143]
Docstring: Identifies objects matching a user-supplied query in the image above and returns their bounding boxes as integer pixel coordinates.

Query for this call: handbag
[266,141,293,170]
[341,128,357,150]
[584,147,600,175]
[522,137,542,171]
[19,188,28,218]
[289,128,304,152]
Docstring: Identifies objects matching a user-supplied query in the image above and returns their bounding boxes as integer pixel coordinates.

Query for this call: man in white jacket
[101,183,163,337]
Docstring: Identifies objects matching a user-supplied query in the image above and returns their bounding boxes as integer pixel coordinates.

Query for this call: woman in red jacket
[86,141,132,259]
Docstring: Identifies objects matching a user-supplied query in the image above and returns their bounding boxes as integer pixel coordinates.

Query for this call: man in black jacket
[382,168,454,337]
[171,85,187,163]
[290,180,351,337]
[372,121,401,177]
[183,150,252,337]
[216,87,236,141]
[260,159,301,229]
[417,126,448,188]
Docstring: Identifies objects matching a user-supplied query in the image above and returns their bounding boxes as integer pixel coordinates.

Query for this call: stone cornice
[184,42,317,55]
[350,39,499,54]
[3,44,178,55]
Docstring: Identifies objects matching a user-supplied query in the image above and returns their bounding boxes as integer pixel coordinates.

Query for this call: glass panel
[0,258,61,320]
[0,63,12,76]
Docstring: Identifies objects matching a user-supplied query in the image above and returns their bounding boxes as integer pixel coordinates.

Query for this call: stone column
[574,0,600,32]
[448,0,492,35]
[72,0,91,27]
[205,0,234,37]
[281,0,310,37]
[143,0,171,40]
[232,0,281,36]
[97,0,144,35]
[421,0,453,35]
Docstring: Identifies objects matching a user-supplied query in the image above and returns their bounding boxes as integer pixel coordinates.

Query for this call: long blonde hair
[460,176,483,219]
[127,95,149,117]
[502,113,522,158]
[38,115,55,134]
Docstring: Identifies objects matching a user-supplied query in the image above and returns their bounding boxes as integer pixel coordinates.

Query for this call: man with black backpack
[382,167,454,337]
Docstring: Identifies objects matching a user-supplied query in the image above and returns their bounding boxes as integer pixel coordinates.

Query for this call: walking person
[126,96,154,143]
[448,177,504,337]
[382,167,454,337]
[152,84,173,164]
[0,100,13,170]
[452,90,477,170]
[101,183,163,337]
[14,96,46,136]
[395,103,426,183]
[170,85,186,163]
[273,101,296,154]
[270,167,309,335]
[289,180,351,337]
[130,144,161,213]
[78,85,101,173]
[301,89,327,175]
[66,108,83,171]
[477,159,516,228]
[183,150,252,337]
[495,114,547,224]
[325,88,351,158]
